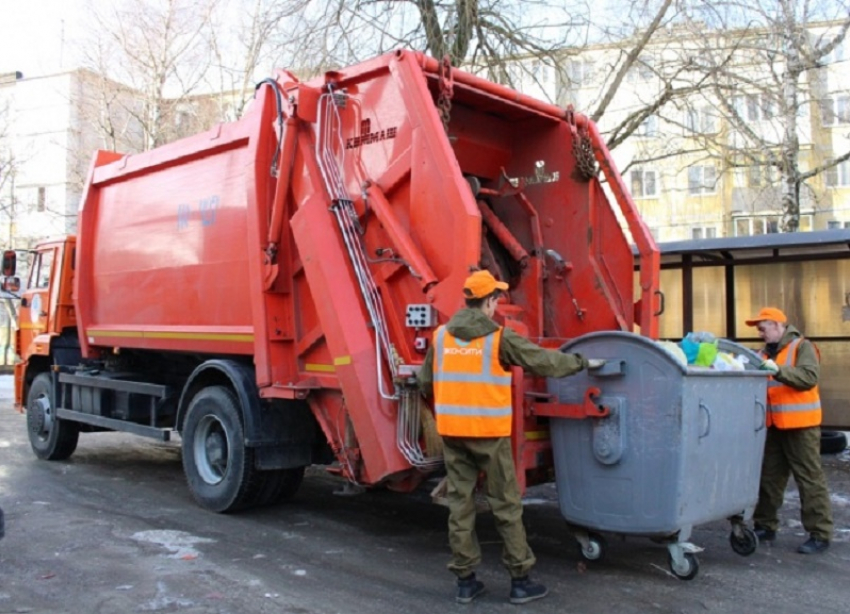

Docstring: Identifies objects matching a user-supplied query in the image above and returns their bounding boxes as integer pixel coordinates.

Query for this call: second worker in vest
[417,269,604,605]
[745,307,833,554]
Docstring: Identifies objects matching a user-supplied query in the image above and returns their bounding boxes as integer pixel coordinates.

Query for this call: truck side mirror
[1,276,20,293]
[2,250,16,277]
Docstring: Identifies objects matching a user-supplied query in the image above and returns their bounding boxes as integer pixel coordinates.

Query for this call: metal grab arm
[527,387,611,419]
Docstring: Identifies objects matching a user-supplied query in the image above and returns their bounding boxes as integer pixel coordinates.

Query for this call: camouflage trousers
[441,436,536,579]
[754,426,833,541]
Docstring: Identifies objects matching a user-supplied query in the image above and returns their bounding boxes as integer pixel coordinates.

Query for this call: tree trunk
[780,46,802,233]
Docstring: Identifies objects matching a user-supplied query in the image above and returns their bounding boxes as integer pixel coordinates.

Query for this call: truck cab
[4,237,78,410]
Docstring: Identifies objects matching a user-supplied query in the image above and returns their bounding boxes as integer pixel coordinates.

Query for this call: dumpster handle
[754,398,767,432]
[698,401,711,439]
[654,290,665,316]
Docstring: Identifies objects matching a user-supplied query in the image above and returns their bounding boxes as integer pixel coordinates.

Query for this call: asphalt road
[0,375,848,614]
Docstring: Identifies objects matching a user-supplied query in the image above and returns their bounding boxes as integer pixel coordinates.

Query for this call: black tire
[820,430,847,455]
[27,373,79,460]
[729,527,758,556]
[250,467,306,507]
[181,386,260,513]
[668,551,699,581]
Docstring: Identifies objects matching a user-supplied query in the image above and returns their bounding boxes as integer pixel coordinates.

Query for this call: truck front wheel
[181,386,259,513]
[27,373,79,460]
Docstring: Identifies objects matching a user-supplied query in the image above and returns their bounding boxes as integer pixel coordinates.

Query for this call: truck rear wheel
[250,467,306,507]
[27,373,79,460]
[181,386,259,513]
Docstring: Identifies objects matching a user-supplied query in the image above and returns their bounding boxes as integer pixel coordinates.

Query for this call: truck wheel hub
[27,396,52,436]
[193,416,229,485]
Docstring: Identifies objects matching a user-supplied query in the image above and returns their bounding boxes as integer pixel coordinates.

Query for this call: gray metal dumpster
[547,331,769,580]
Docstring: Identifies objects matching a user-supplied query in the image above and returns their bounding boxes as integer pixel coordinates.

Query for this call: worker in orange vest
[418,269,602,604]
[745,307,833,554]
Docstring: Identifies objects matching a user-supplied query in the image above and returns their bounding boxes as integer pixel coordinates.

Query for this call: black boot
[797,535,830,554]
[456,574,485,604]
[509,576,548,605]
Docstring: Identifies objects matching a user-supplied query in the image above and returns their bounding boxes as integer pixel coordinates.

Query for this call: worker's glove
[587,359,606,370]
[759,359,779,375]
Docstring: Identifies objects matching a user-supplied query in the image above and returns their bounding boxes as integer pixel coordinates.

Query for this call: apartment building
[510,20,850,241]
[0,68,235,249]
[0,69,90,247]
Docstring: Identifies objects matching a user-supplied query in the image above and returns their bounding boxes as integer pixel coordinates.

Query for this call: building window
[821,96,850,125]
[747,95,760,121]
[568,60,594,86]
[761,95,775,119]
[735,216,778,235]
[748,163,779,187]
[528,60,551,85]
[692,227,717,239]
[732,94,775,121]
[638,55,654,80]
[627,55,654,81]
[734,214,813,236]
[826,160,850,187]
[638,114,658,137]
[686,107,718,134]
[630,167,657,197]
[688,165,717,195]
[823,39,845,64]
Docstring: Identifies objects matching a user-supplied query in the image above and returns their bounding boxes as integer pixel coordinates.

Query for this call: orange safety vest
[762,338,822,429]
[432,326,513,437]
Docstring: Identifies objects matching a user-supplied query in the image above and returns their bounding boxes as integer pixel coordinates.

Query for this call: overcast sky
[0,0,86,78]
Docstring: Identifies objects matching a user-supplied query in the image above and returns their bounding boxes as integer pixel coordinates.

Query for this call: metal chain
[566,106,598,182]
[437,55,454,134]
[573,128,598,181]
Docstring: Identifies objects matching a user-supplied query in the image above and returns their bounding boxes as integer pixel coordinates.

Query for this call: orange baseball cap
[745,307,787,327]
[463,270,508,299]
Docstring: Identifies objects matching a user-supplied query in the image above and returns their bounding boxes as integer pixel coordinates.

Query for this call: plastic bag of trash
[657,340,688,367]
[712,352,746,371]
[680,332,718,366]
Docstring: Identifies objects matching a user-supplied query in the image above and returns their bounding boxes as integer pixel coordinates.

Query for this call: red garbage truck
[2,50,659,517]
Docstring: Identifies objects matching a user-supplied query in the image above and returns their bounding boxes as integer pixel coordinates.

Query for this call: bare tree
[248,0,590,92]
[0,99,18,250]
[61,0,690,152]
[206,0,309,119]
[235,0,688,149]
[682,0,850,232]
[0,97,20,366]
[78,0,219,151]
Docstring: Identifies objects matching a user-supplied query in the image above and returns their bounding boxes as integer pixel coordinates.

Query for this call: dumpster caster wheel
[729,527,758,556]
[668,552,699,580]
[578,532,607,562]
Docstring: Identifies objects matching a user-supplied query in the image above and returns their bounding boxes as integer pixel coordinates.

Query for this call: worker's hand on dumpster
[759,359,779,375]
[587,359,606,370]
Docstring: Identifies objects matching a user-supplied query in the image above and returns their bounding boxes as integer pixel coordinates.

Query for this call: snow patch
[831,492,850,507]
[140,581,195,611]
[131,530,214,559]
